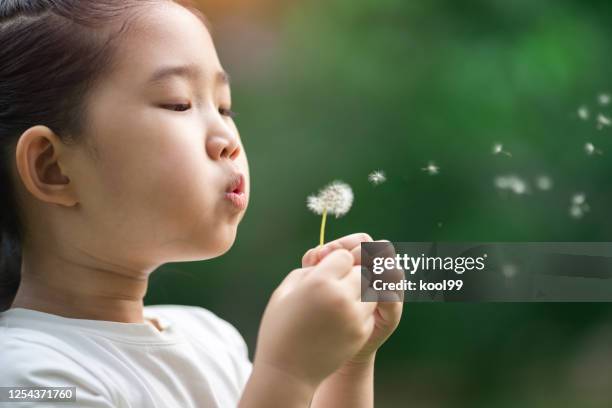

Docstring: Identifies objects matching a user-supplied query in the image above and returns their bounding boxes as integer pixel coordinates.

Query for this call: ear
[14,125,78,207]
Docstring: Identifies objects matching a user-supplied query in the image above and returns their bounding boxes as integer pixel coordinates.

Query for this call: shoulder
[0,331,115,406]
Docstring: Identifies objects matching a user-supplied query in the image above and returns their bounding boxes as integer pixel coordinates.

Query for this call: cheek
[92,126,219,245]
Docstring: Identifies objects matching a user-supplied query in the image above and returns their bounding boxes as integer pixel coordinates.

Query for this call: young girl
[0,1,403,406]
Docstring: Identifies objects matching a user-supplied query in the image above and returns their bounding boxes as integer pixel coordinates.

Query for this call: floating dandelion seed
[421,161,439,175]
[494,175,529,195]
[502,264,518,279]
[585,142,603,156]
[535,175,553,191]
[511,179,527,195]
[577,106,589,120]
[597,113,611,130]
[572,193,586,206]
[569,205,583,219]
[368,170,386,186]
[492,143,512,157]
[569,193,590,219]
[307,180,354,246]
[599,93,611,105]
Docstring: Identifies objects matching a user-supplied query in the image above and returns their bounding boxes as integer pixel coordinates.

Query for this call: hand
[252,248,377,390]
[302,233,404,364]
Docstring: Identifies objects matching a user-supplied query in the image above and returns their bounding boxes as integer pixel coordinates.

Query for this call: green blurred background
[145,0,612,406]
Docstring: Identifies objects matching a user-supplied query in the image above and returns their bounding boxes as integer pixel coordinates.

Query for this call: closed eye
[161,103,191,112]
[219,107,238,118]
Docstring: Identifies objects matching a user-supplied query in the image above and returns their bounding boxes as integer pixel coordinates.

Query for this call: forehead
[108,2,222,86]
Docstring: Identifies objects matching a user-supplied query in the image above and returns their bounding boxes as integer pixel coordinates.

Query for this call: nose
[206,129,241,161]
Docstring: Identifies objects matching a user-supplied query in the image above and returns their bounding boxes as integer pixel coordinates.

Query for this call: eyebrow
[146,64,230,86]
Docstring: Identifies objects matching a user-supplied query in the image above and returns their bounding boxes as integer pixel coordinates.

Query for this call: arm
[310,354,375,408]
[238,362,315,408]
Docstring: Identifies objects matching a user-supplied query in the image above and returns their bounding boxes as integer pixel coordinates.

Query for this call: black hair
[0,0,207,312]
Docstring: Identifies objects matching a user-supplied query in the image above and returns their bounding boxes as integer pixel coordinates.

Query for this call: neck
[10,242,154,323]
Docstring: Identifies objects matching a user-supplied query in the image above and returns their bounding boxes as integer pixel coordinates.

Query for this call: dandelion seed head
[535,175,553,191]
[368,170,386,185]
[578,106,589,120]
[307,180,354,218]
[599,93,610,105]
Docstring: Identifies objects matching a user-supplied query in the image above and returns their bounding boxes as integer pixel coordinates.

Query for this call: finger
[340,265,363,299]
[301,248,317,268]
[374,301,403,329]
[360,239,395,268]
[360,240,406,302]
[361,314,376,339]
[352,239,393,266]
[325,232,374,251]
[377,296,404,317]
[340,267,377,318]
[305,233,375,268]
[310,249,354,279]
[342,265,378,305]
[359,298,378,318]
[350,245,361,266]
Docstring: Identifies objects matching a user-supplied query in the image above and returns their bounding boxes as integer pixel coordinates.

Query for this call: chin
[208,224,238,258]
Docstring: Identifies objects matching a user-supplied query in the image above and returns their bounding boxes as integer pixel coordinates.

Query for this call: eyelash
[162,103,237,118]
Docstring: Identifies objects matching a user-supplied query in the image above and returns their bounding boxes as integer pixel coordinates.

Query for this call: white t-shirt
[0,305,253,407]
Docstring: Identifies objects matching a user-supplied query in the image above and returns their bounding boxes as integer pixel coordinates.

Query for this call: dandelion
[577,106,589,120]
[368,170,386,186]
[585,142,603,156]
[535,175,553,191]
[421,161,439,175]
[492,143,512,157]
[599,93,610,105]
[597,113,611,130]
[307,180,354,246]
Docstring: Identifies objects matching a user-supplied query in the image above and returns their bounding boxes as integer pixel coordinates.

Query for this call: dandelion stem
[319,207,328,246]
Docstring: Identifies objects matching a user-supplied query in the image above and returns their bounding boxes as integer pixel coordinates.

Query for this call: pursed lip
[224,172,247,211]
[226,172,245,194]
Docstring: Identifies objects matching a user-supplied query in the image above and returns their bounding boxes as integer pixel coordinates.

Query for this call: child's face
[67,2,249,265]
